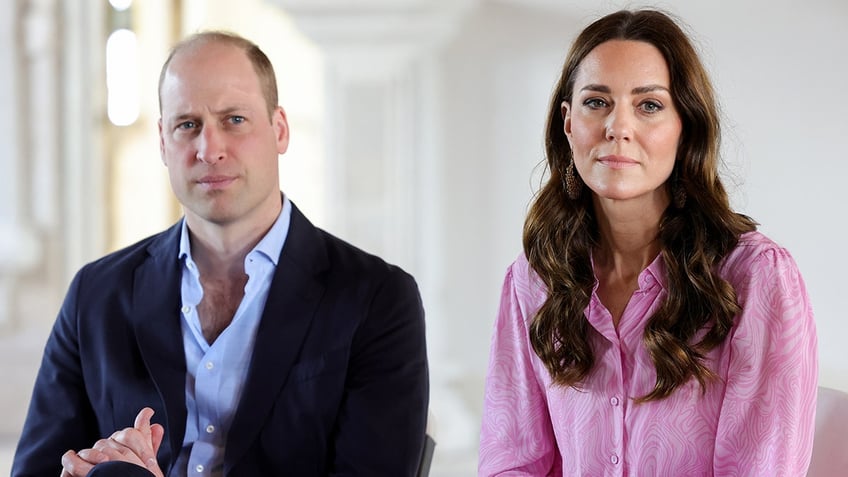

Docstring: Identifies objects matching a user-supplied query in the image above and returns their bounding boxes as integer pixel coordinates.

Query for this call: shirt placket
[189,346,219,475]
[587,298,626,477]
[609,329,626,477]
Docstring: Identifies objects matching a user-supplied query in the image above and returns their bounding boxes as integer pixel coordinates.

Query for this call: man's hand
[60,407,165,477]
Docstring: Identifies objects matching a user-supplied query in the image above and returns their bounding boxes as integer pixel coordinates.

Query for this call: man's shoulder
[77,223,179,279]
[313,226,407,280]
[286,204,412,283]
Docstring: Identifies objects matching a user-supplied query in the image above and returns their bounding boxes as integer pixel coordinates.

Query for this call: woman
[479,9,817,476]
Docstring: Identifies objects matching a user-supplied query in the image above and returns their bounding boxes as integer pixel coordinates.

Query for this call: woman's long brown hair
[524,9,757,401]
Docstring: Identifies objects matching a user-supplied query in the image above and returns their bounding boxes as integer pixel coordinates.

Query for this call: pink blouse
[479,232,817,476]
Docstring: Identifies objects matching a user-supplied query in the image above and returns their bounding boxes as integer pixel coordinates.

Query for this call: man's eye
[177,121,197,130]
[229,116,246,125]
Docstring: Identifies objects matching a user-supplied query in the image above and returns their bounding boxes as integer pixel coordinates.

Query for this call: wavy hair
[524,9,757,401]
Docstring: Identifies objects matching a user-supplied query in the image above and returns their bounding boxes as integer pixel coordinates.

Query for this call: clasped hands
[60,407,164,477]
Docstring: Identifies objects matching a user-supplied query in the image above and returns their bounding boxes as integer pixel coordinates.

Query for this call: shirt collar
[641,252,667,291]
[178,195,293,266]
[589,249,669,292]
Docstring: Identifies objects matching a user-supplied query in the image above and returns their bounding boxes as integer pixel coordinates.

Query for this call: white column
[60,0,107,279]
[0,0,42,329]
[0,0,106,439]
[268,0,480,456]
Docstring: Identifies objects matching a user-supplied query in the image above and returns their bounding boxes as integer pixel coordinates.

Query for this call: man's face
[158,41,289,231]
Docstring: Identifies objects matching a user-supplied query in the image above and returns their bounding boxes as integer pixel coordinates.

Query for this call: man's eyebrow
[169,113,196,123]
[213,106,248,116]
[167,107,249,123]
[578,84,671,95]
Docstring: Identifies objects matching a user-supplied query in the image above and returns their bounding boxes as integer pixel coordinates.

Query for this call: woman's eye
[584,98,608,109]
[640,101,663,113]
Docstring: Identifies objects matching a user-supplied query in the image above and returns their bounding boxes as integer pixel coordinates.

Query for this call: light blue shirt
[169,197,292,477]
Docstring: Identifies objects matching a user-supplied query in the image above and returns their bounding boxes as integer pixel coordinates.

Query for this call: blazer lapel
[224,204,329,470]
[131,222,188,467]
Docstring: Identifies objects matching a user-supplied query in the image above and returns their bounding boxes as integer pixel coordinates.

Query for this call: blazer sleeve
[329,266,429,476]
[12,268,101,477]
[478,265,562,476]
[713,246,818,476]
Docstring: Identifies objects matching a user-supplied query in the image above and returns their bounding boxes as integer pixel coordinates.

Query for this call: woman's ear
[561,100,573,138]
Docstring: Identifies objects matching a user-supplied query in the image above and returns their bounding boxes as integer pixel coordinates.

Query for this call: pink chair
[808,386,848,476]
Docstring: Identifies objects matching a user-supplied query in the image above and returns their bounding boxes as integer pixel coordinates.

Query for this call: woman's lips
[597,155,639,169]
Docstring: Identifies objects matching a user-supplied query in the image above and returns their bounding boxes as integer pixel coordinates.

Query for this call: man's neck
[185,199,282,278]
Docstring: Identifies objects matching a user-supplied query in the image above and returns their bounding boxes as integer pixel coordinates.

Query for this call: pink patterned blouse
[479,232,817,476]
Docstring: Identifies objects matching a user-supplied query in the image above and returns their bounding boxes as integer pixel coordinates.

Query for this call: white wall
[676,0,848,391]
[2,1,845,475]
[432,0,848,467]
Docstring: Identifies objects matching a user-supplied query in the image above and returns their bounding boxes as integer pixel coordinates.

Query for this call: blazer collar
[225,202,329,469]
[128,202,330,471]
[131,221,189,469]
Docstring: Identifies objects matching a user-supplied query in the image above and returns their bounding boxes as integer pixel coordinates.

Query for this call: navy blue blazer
[12,203,429,476]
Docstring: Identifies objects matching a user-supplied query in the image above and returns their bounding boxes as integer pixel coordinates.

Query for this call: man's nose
[196,126,225,163]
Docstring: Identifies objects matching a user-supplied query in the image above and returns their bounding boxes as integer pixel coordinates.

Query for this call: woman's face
[562,40,682,206]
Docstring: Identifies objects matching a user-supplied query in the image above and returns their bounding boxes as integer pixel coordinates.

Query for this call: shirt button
[610,396,620,406]
[205,361,214,370]
[181,305,191,314]
[610,454,619,465]
[195,464,204,473]
[206,424,215,433]
[187,262,195,269]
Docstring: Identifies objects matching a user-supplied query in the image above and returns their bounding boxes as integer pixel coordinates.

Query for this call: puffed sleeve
[479,263,562,476]
[713,246,817,476]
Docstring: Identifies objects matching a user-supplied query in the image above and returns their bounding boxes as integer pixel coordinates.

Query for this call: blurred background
[1,0,846,475]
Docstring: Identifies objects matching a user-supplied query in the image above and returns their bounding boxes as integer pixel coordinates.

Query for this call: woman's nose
[605,107,633,142]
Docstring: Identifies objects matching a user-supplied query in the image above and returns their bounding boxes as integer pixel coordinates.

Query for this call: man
[12,31,429,477]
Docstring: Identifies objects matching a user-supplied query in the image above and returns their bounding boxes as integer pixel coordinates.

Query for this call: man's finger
[150,423,165,456]
[76,448,109,465]
[60,450,95,477]
[133,407,155,441]
[132,407,159,468]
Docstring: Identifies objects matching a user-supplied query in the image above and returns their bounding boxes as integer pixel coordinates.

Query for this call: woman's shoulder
[508,252,542,282]
[725,230,785,261]
[504,252,549,301]
[721,230,801,283]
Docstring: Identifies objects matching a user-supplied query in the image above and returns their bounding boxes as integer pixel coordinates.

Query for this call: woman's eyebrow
[578,84,670,95]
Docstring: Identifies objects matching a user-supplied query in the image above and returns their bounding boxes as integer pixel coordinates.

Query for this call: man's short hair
[157,31,279,117]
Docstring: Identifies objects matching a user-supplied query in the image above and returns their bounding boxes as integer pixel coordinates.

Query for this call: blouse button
[206,424,215,434]
[610,454,620,465]
[610,396,620,406]
[195,464,204,473]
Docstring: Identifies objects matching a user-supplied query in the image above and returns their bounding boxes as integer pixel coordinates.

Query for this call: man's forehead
[158,38,272,116]
[162,44,255,89]
[164,40,251,81]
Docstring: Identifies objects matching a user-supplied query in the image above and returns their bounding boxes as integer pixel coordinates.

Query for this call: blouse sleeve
[713,246,818,476]
[478,264,562,476]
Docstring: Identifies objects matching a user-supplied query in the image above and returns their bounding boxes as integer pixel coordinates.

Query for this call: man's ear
[273,106,290,155]
[158,118,166,165]
[561,100,573,139]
